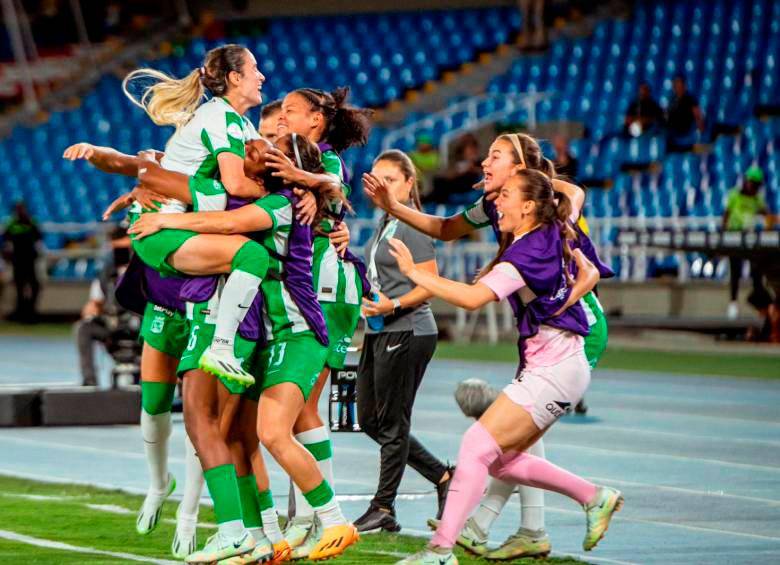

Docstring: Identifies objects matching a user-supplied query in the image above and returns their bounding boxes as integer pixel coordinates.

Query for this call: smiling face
[277,92,322,142]
[371,159,414,205]
[481,138,523,194]
[228,50,265,107]
[495,176,536,234]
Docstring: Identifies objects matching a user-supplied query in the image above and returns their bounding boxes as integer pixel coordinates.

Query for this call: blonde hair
[123,44,248,128]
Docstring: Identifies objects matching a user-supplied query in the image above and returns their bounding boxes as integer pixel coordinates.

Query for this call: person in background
[722,165,773,321]
[259,99,282,142]
[2,201,41,323]
[75,226,132,386]
[623,82,664,137]
[666,75,705,152]
[409,134,440,197]
[552,135,578,181]
[355,150,453,534]
[431,133,482,203]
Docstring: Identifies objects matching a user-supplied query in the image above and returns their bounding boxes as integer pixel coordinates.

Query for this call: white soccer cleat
[171,507,198,559]
[199,347,255,386]
[136,473,176,535]
[284,516,313,550]
[186,530,255,564]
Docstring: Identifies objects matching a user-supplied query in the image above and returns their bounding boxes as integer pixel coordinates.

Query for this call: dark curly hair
[292,87,373,153]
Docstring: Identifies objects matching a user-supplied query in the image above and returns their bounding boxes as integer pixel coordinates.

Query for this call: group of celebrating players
[62,42,622,565]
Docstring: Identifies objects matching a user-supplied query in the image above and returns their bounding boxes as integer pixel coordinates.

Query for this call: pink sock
[431,422,502,548]
[490,450,597,505]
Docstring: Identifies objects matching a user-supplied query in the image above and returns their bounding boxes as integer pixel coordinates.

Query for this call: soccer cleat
[395,547,458,564]
[290,518,320,560]
[353,504,401,534]
[485,528,551,561]
[218,532,274,564]
[307,524,359,561]
[283,516,313,548]
[171,507,198,559]
[583,486,623,551]
[199,347,255,387]
[186,531,255,564]
[136,473,176,535]
[271,539,292,563]
[426,517,487,557]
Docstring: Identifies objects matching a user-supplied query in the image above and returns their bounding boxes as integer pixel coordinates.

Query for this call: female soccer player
[365,132,612,559]
[268,86,373,556]
[392,169,622,565]
[132,133,360,562]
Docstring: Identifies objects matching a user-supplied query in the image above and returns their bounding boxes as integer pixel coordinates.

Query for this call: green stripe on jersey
[461,196,491,228]
[253,193,311,340]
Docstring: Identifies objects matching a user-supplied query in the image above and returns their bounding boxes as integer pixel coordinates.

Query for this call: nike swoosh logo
[386,344,402,352]
[233,534,248,549]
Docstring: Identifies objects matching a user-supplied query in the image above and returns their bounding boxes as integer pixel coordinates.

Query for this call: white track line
[560,423,780,448]
[0,529,179,564]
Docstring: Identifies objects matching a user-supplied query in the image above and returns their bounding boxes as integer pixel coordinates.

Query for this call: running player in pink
[391,169,623,565]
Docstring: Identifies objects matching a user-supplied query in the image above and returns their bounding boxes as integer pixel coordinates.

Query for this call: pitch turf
[0,475,584,564]
[435,342,780,379]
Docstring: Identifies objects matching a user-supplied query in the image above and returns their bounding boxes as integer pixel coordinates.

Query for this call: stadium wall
[191,0,512,17]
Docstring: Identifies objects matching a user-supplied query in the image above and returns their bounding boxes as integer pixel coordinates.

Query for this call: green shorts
[140,302,188,358]
[255,333,328,401]
[131,228,198,277]
[321,302,361,369]
[582,291,608,369]
[177,299,259,394]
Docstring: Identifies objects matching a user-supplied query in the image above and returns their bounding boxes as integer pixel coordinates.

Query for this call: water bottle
[366,291,385,331]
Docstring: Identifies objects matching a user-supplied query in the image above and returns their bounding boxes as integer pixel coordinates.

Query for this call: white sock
[261,508,284,544]
[519,439,545,531]
[141,410,171,493]
[178,434,204,518]
[471,477,514,535]
[293,426,333,520]
[212,271,260,351]
[249,527,268,543]
[313,499,347,529]
[218,519,245,539]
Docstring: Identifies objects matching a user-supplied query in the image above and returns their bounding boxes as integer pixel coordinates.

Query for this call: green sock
[304,439,333,462]
[140,382,176,415]
[303,480,334,508]
[257,488,275,512]
[236,475,263,529]
[203,464,244,524]
[231,241,269,278]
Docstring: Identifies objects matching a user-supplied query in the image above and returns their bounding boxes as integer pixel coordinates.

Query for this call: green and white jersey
[312,150,361,305]
[130,97,259,215]
[461,195,491,229]
[253,193,312,340]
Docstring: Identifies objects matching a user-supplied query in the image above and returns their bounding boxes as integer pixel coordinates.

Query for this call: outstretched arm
[137,161,192,204]
[363,173,475,241]
[127,204,273,239]
[63,142,140,176]
[388,238,495,310]
[265,148,342,200]
[552,178,585,220]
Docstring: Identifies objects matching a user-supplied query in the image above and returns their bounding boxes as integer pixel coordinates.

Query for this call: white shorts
[503,351,591,430]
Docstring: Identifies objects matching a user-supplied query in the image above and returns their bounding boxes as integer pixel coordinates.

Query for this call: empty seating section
[0,7,520,227]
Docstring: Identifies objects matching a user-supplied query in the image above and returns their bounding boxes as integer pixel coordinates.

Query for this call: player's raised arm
[62,143,140,177]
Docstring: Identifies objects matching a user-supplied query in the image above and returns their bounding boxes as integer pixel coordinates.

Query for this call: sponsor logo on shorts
[152,305,174,316]
[546,400,571,419]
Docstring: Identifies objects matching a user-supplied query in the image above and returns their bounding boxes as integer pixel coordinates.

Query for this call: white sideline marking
[0,493,87,502]
[0,529,179,564]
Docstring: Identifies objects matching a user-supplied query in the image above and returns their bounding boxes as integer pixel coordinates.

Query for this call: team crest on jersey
[150,316,165,334]
[227,122,243,140]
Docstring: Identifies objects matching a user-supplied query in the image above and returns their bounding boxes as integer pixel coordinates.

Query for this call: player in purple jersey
[389,170,622,565]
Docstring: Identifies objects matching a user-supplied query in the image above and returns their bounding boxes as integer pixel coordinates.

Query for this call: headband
[291,132,303,168]
[507,133,526,167]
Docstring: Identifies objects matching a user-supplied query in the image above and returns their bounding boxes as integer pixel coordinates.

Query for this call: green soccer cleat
[395,547,458,565]
[426,517,488,556]
[186,531,255,564]
[136,473,176,535]
[199,347,255,387]
[583,486,623,551]
[485,528,551,561]
[171,507,198,559]
[284,516,313,549]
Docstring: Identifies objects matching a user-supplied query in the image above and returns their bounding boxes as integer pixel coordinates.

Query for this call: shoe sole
[199,355,256,387]
[485,548,551,561]
[585,494,624,551]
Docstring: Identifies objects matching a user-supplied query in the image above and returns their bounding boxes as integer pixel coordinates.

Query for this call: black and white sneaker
[353,504,401,534]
